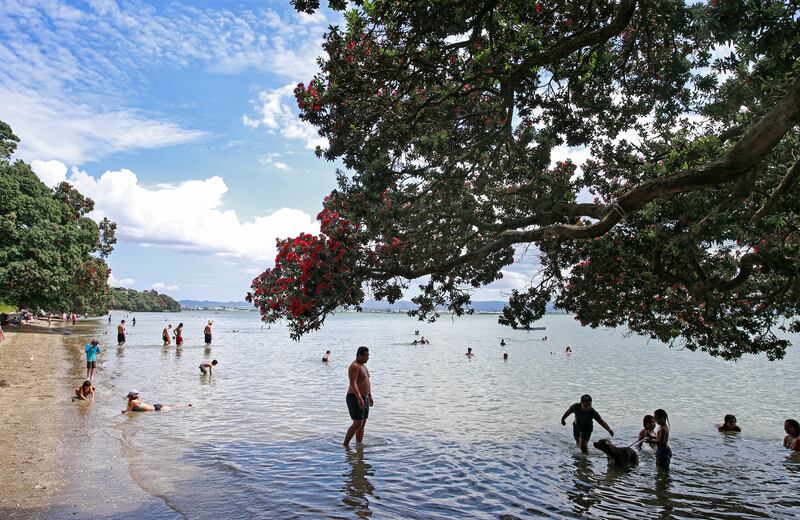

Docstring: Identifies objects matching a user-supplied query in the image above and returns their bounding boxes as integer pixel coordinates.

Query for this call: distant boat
[511,325,546,331]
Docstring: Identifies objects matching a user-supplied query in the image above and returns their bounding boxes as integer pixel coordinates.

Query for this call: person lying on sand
[122,390,192,413]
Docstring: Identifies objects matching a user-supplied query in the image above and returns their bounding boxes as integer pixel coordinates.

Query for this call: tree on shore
[109,287,181,312]
[0,121,117,315]
[250,0,799,360]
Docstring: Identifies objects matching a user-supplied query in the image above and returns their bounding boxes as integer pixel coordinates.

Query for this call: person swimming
[500,339,506,346]
[719,414,741,432]
[465,347,474,358]
[322,350,331,362]
[784,419,800,451]
[503,352,508,361]
[122,390,191,413]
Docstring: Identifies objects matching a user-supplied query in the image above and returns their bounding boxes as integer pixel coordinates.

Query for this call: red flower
[535,2,542,14]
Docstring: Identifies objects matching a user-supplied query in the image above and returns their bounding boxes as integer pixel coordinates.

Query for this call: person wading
[343,346,373,447]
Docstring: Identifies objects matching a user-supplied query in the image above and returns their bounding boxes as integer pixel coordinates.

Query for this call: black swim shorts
[346,393,369,421]
[117,333,125,343]
[656,446,672,469]
[573,423,593,441]
[154,404,163,411]
[204,334,212,344]
[86,360,96,368]
[199,364,207,374]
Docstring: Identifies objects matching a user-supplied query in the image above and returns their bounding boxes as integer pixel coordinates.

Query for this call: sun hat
[127,389,139,397]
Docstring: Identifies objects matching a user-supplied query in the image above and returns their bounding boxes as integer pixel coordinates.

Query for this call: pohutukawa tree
[249,0,800,360]
[0,121,117,315]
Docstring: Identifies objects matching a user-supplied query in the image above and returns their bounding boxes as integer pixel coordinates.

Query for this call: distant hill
[180,299,252,310]
[178,299,563,313]
[111,288,181,312]
[359,300,562,313]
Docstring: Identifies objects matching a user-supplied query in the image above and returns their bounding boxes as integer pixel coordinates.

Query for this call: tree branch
[507,0,638,90]
[750,159,800,224]
[378,69,800,280]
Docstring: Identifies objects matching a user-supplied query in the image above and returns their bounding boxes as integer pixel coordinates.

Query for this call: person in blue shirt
[85,339,100,380]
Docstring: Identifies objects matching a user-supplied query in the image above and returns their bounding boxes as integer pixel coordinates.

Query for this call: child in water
[74,380,95,400]
[718,414,741,432]
[637,414,658,449]
[654,408,671,469]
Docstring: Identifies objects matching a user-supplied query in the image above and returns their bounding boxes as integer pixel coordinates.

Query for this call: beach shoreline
[0,321,78,514]
[0,320,176,518]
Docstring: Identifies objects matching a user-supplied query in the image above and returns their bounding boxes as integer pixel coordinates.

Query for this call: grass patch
[0,301,16,313]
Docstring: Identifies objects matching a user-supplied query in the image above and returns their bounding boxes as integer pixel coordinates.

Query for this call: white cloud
[8,89,207,164]
[109,274,136,288]
[490,270,532,290]
[151,282,179,292]
[244,84,327,150]
[1,1,333,163]
[30,161,319,265]
[30,159,68,187]
[258,153,291,172]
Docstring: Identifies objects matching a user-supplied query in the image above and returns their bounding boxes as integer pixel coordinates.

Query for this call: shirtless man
[162,324,172,346]
[344,346,372,447]
[204,321,213,345]
[117,320,126,346]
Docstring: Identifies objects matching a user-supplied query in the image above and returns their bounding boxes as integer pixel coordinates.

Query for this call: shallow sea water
[66,311,798,518]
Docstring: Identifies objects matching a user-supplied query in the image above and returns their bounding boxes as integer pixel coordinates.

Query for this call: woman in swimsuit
[175,323,184,347]
[122,390,191,413]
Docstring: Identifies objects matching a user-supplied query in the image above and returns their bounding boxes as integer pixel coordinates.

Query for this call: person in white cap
[122,390,192,413]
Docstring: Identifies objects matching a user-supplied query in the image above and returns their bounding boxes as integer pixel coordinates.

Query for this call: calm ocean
[62,310,799,518]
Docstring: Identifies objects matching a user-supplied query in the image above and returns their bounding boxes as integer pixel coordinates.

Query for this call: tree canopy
[0,121,117,315]
[250,0,800,360]
[109,287,181,312]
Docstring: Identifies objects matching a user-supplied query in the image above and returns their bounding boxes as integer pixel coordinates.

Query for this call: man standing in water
[117,320,126,346]
[204,321,213,346]
[344,346,372,447]
[162,324,172,346]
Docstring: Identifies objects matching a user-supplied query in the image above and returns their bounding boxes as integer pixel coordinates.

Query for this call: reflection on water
[61,311,799,518]
[653,471,674,520]
[342,446,374,518]
[566,456,600,516]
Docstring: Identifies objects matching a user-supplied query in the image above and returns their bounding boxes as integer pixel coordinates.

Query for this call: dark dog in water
[593,439,638,467]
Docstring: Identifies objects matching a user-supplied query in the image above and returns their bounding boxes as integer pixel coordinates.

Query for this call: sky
[1,0,542,302]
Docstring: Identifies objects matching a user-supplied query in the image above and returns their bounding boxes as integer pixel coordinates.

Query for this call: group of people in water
[74,316,218,411]
[76,320,800,460]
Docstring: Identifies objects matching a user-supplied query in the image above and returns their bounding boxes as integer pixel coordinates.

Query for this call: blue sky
[1,0,538,301]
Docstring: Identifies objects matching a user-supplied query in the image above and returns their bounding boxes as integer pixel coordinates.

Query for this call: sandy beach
[0,322,77,515]
[0,321,175,519]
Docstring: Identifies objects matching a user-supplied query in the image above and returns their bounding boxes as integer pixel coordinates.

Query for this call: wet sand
[0,321,176,519]
[0,322,76,514]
